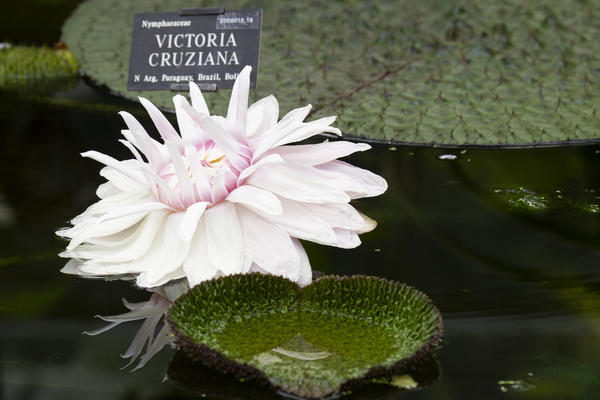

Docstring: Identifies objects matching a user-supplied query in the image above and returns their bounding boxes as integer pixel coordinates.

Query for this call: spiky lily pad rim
[166,274,443,398]
[339,133,600,150]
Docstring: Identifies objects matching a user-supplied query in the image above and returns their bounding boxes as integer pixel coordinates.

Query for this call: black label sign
[127,9,262,91]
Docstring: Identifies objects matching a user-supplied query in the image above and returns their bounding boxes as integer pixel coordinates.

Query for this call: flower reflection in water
[84,280,187,369]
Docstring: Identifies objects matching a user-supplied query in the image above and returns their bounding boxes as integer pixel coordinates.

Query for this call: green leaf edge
[166,273,443,397]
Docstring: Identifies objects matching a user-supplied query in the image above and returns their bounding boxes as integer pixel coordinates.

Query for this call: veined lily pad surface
[62,0,600,147]
[167,274,442,399]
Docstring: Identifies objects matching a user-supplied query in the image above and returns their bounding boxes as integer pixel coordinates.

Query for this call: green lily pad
[62,0,600,147]
[0,45,79,95]
[167,274,442,398]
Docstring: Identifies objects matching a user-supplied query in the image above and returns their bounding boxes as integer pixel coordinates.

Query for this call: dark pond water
[3,2,600,399]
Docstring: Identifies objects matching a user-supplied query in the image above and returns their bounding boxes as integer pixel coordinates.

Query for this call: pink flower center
[157,141,242,210]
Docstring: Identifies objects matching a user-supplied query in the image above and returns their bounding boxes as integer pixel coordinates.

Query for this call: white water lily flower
[85,280,188,370]
[58,65,387,288]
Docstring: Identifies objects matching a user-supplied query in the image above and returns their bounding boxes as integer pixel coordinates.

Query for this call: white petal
[250,105,311,157]
[226,185,282,215]
[269,141,371,166]
[119,111,168,168]
[119,213,190,287]
[204,203,244,275]
[189,81,210,115]
[97,182,119,199]
[183,221,218,287]
[72,210,168,263]
[238,207,299,281]
[96,201,171,223]
[60,258,84,275]
[174,94,205,142]
[301,202,367,232]
[291,238,312,287]
[246,164,350,204]
[139,97,181,144]
[266,118,341,150]
[253,198,337,245]
[226,65,251,141]
[247,95,279,138]
[331,228,361,248]
[238,153,284,182]
[67,213,146,250]
[137,266,186,288]
[179,201,209,242]
[83,151,147,187]
[316,160,388,198]
[99,166,146,193]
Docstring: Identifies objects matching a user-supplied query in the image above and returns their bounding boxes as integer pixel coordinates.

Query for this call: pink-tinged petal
[139,165,185,210]
[316,160,388,198]
[183,144,211,202]
[247,95,279,138]
[189,81,210,115]
[211,171,230,204]
[226,65,251,142]
[268,141,371,166]
[254,198,337,244]
[246,164,350,204]
[179,201,209,242]
[165,141,196,207]
[139,97,182,145]
[182,103,249,172]
[237,153,284,183]
[203,202,244,275]
[226,185,282,215]
[183,221,217,287]
[238,207,299,281]
[291,238,312,287]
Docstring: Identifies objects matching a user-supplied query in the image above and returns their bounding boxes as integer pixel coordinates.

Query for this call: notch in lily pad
[167,274,443,399]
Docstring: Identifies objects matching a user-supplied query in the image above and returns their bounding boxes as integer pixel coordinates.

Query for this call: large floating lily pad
[0,45,79,95]
[167,274,442,398]
[62,0,600,147]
